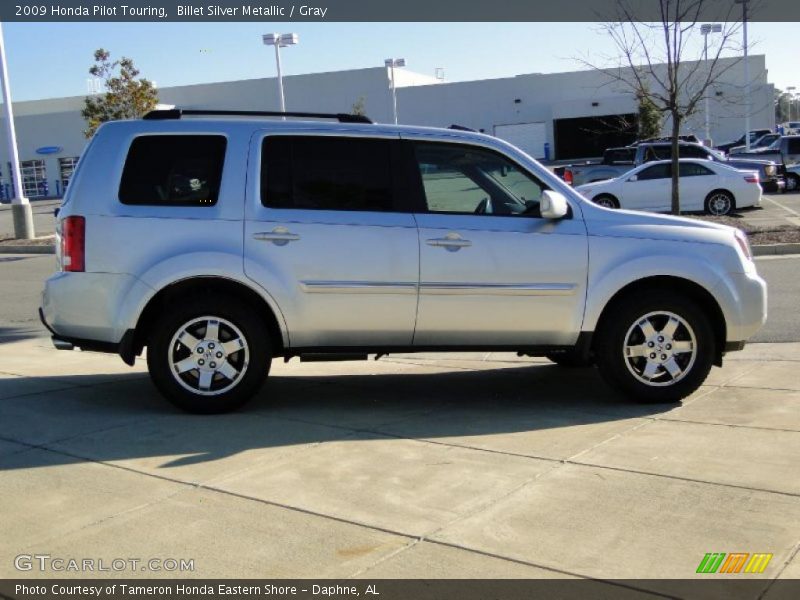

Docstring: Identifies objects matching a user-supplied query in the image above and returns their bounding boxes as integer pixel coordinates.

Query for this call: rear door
[677,162,718,211]
[244,132,419,348]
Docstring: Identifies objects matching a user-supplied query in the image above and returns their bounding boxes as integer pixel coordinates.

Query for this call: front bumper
[714,270,768,346]
[761,177,785,194]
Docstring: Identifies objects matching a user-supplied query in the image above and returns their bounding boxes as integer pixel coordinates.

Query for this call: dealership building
[0,55,774,201]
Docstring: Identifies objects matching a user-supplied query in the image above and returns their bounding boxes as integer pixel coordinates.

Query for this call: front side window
[119,135,226,206]
[787,138,800,154]
[413,142,547,217]
[261,136,394,211]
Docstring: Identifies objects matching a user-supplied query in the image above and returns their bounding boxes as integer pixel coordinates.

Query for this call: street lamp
[735,0,751,150]
[384,58,405,124]
[787,86,797,122]
[700,23,722,145]
[262,33,298,113]
[0,23,34,239]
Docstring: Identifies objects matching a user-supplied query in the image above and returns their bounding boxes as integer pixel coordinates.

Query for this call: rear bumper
[39,306,136,365]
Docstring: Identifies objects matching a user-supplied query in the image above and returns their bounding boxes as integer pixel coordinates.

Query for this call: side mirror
[628,175,638,182]
[540,190,569,220]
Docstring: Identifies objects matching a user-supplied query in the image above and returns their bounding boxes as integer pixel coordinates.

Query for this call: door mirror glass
[540,190,568,219]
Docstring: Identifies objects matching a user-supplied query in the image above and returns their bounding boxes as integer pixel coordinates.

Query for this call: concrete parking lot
[0,336,799,595]
[1,198,799,596]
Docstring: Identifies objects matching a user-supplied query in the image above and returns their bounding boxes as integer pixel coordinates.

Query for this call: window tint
[679,162,714,177]
[787,138,800,154]
[413,142,547,216]
[261,136,394,211]
[637,164,671,180]
[679,145,710,159]
[119,135,226,206]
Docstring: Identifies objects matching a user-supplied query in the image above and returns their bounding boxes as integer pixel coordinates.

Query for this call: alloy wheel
[622,311,697,387]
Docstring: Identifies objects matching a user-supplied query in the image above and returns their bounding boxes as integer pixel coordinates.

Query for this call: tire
[147,294,271,414]
[704,190,735,216]
[593,194,619,209]
[594,290,715,404]
[787,174,799,193]
[546,349,594,368]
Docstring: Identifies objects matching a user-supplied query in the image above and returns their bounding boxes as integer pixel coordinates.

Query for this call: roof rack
[142,109,373,124]
[448,124,477,132]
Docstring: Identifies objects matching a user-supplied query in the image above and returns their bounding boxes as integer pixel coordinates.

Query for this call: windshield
[707,148,727,161]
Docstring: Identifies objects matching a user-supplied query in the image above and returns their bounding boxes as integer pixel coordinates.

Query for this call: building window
[59,157,79,192]
[20,159,48,198]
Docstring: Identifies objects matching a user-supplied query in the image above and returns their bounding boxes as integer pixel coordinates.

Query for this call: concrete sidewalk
[0,337,798,596]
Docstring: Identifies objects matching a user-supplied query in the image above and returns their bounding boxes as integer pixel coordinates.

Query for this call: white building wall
[0,55,775,199]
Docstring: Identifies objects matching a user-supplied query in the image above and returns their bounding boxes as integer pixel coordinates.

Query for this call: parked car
[779,122,800,135]
[733,135,800,191]
[574,159,762,215]
[40,109,767,413]
[728,133,780,155]
[785,163,800,192]
[564,141,783,192]
[715,129,772,154]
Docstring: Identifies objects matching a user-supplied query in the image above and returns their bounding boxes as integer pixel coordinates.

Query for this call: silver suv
[41,109,767,413]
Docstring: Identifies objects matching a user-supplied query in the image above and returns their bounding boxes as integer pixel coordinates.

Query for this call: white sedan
[575,159,762,216]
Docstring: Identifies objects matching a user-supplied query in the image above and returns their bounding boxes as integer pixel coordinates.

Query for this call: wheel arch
[592,275,727,364]
[131,277,287,358]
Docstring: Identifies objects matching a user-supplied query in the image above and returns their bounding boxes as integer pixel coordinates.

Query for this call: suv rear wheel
[594,290,714,403]
[147,295,270,413]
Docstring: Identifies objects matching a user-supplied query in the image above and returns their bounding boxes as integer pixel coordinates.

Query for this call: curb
[0,245,55,255]
[2,242,799,257]
[752,243,800,256]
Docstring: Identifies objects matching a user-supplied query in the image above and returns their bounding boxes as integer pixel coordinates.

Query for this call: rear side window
[679,163,714,177]
[261,136,394,211]
[119,135,227,206]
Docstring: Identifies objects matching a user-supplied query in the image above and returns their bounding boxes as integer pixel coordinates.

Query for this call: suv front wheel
[594,290,714,403]
[147,295,270,413]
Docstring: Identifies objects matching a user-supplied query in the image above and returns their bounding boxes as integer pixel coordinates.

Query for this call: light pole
[262,33,298,113]
[735,0,751,150]
[700,23,721,145]
[0,23,33,240]
[384,58,405,124]
[788,86,797,122]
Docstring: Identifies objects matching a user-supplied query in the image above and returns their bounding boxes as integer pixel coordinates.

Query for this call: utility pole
[0,23,34,239]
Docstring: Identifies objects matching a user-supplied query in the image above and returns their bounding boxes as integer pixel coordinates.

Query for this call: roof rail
[142,109,373,124]
[448,124,477,132]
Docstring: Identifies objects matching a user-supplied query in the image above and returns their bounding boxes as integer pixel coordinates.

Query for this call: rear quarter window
[119,135,227,206]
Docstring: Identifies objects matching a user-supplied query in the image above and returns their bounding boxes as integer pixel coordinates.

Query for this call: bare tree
[580,0,745,214]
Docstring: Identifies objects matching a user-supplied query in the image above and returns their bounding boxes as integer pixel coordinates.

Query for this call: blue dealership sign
[36,146,62,155]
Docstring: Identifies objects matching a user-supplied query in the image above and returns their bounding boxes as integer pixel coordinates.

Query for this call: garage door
[493,122,547,159]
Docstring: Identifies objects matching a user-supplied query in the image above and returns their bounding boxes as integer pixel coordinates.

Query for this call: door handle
[426,233,471,251]
[253,227,300,246]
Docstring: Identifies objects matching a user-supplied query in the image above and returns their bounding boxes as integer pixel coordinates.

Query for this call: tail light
[62,216,85,272]
[734,230,752,261]
[564,169,573,185]
[744,174,759,184]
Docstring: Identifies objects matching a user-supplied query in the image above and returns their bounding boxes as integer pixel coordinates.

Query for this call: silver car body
[42,119,767,359]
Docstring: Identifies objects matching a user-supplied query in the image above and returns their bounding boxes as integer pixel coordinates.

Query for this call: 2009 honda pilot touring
[41,109,767,413]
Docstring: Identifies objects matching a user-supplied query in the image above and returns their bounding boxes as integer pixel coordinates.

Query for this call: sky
[3,21,798,102]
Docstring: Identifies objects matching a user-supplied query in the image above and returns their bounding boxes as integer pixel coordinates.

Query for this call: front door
[622,163,672,211]
[406,138,588,347]
[244,132,419,348]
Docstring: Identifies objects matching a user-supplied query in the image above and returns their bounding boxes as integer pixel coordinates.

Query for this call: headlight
[765,165,776,176]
